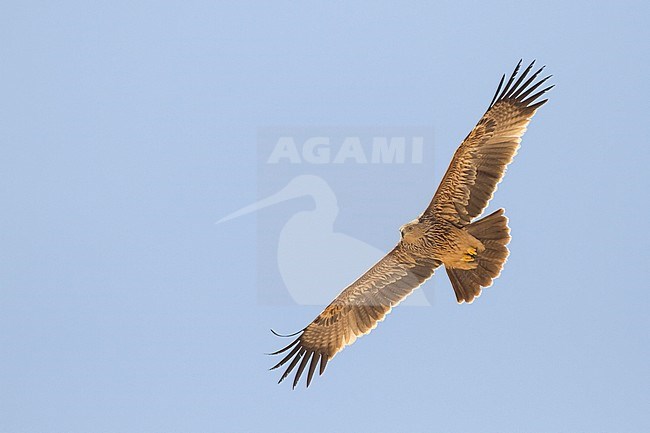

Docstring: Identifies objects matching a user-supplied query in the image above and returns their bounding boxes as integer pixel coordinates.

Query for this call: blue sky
[1,1,649,432]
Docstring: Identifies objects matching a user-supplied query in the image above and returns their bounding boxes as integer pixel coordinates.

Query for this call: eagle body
[269,60,553,388]
[402,217,484,270]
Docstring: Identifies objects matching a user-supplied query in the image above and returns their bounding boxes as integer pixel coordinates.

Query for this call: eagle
[269,60,553,388]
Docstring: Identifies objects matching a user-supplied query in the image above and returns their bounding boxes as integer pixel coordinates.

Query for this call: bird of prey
[269,60,553,388]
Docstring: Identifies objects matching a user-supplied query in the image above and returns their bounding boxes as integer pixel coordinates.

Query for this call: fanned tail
[446,209,510,303]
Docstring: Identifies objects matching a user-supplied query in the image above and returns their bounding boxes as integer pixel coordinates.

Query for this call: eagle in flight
[270,60,553,388]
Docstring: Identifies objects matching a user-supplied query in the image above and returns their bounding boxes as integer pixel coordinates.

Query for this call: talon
[461,247,478,262]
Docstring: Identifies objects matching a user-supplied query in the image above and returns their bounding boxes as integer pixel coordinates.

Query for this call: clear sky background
[1,1,649,432]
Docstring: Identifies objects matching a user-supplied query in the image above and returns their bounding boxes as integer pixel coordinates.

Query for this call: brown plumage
[270,60,553,388]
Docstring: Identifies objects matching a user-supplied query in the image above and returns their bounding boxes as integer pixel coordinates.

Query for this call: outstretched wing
[425,60,553,226]
[269,246,440,388]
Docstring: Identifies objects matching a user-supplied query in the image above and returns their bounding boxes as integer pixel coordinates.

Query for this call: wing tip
[269,328,332,389]
[489,60,553,110]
